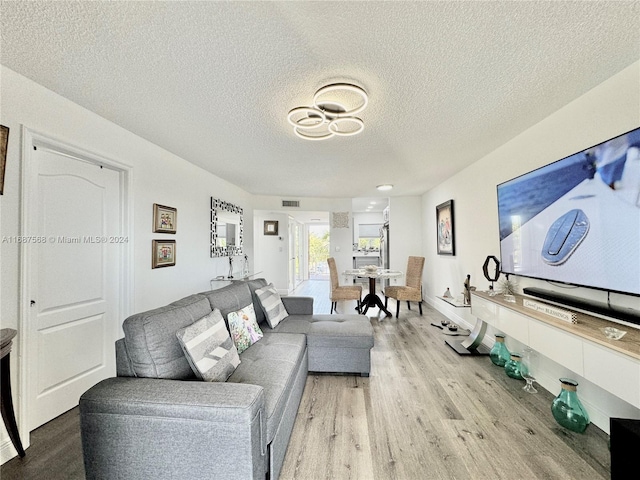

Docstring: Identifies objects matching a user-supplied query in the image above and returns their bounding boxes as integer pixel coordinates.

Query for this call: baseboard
[1,438,19,465]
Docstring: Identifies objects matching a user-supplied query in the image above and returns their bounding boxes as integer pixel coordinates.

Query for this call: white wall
[422,61,640,432]
[0,67,254,461]
[253,211,289,292]
[388,196,423,286]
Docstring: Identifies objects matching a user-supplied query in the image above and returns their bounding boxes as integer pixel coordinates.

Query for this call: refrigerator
[380,222,390,287]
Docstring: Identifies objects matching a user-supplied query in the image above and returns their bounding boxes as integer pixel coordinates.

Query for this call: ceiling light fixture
[287,83,368,141]
[376,184,394,191]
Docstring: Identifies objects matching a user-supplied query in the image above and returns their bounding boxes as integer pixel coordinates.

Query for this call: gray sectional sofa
[79,279,373,480]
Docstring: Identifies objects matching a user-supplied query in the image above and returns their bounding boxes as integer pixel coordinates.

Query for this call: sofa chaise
[79,279,374,480]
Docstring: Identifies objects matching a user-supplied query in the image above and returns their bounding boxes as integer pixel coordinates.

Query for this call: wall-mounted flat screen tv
[497,126,640,296]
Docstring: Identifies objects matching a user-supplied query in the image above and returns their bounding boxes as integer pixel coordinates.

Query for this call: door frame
[18,127,134,447]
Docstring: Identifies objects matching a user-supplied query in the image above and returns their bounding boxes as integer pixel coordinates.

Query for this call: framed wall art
[0,125,8,195]
[152,239,176,268]
[153,203,177,233]
[436,199,455,256]
[264,220,278,236]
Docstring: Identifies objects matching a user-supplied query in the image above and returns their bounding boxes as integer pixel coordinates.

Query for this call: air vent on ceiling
[282,200,300,208]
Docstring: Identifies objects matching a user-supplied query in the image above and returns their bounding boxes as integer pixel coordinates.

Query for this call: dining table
[343,268,403,317]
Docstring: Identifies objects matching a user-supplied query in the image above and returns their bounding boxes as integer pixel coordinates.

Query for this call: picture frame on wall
[436,199,455,256]
[152,239,176,268]
[264,220,278,236]
[0,125,9,195]
[153,203,177,233]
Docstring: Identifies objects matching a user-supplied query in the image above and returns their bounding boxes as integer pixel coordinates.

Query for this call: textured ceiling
[1,1,639,203]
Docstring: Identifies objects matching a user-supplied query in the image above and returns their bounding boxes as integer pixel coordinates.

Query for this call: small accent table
[344,269,403,317]
[437,296,490,356]
[1,328,26,457]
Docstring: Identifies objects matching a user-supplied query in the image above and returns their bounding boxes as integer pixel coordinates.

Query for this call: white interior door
[25,142,122,430]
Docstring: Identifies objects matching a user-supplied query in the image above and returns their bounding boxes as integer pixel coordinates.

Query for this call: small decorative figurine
[443,287,453,298]
[228,256,234,279]
[462,274,476,305]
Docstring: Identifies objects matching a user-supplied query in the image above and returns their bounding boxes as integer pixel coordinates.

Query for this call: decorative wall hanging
[264,220,279,235]
[152,239,176,268]
[211,198,243,257]
[153,203,177,234]
[332,211,350,229]
[436,199,455,255]
[0,125,8,195]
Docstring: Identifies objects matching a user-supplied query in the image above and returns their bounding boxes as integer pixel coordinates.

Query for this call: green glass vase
[551,378,590,433]
[504,353,523,379]
[489,334,510,367]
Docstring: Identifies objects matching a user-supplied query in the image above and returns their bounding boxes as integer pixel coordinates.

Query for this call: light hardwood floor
[1,280,610,479]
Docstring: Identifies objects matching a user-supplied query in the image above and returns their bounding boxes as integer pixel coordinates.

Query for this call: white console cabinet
[471,291,640,408]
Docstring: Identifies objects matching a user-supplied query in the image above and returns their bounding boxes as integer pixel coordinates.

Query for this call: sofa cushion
[175,309,240,382]
[122,294,212,379]
[267,314,374,349]
[255,283,289,328]
[227,332,306,442]
[200,282,255,320]
[244,278,269,324]
[228,304,263,354]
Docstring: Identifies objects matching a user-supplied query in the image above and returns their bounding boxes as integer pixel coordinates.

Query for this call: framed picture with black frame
[436,199,455,256]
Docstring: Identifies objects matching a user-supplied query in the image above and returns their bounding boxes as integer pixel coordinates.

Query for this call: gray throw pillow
[175,309,240,382]
[255,283,289,328]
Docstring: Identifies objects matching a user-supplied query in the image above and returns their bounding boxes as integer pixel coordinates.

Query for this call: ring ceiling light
[287,83,368,140]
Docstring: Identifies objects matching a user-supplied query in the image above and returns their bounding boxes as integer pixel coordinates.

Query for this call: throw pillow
[175,309,240,382]
[227,304,263,354]
[255,283,289,328]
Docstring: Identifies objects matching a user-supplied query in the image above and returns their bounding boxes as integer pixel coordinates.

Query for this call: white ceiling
[1,1,639,201]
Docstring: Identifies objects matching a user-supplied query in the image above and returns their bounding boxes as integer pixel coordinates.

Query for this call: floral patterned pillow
[227,304,263,354]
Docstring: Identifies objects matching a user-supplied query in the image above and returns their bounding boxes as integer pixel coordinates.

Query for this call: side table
[1,328,25,457]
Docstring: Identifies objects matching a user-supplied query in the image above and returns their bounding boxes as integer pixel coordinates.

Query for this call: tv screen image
[497,127,640,296]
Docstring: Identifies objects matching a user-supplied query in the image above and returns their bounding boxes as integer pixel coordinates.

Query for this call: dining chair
[327,257,362,314]
[384,256,425,318]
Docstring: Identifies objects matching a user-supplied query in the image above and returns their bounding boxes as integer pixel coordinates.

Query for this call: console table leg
[1,353,25,457]
[445,317,490,356]
[461,317,488,351]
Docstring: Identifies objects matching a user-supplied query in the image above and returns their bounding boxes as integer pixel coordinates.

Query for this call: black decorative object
[228,256,234,279]
[482,255,501,294]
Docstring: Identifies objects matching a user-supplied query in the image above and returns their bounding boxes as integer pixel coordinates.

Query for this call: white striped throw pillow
[255,283,289,328]
[176,309,240,382]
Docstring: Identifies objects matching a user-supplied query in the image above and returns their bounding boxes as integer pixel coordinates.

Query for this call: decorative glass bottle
[551,378,590,433]
[504,353,524,379]
[489,334,510,367]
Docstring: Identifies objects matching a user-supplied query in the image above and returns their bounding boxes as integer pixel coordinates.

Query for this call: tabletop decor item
[504,353,524,379]
[600,326,627,340]
[489,333,510,367]
[364,264,378,273]
[462,274,476,305]
[521,347,538,393]
[436,199,455,255]
[551,378,590,433]
[153,203,177,233]
[482,255,501,295]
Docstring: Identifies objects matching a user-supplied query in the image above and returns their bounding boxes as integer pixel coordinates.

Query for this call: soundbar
[522,287,640,326]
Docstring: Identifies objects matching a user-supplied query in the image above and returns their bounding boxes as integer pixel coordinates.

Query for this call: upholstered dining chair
[384,256,425,318]
[327,257,362,314]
